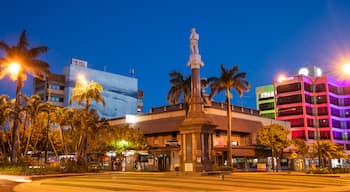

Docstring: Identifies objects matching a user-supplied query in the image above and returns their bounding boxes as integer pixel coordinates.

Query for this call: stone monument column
[179,28,216,172]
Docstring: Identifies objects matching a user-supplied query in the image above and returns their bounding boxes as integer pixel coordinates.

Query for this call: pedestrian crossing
[13,172,350,192]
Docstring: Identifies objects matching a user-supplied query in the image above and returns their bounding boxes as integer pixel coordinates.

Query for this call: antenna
[130,68,135,77]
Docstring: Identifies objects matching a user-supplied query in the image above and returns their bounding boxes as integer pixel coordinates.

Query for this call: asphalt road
[0,179,18,192]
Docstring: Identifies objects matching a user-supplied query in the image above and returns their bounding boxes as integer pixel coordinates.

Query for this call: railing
[150,102,260,116]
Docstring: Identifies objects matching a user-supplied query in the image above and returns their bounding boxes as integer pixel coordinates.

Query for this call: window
[344,98,350,106]
[317,107,328,116]
[292,131,305,139]
[290,118,304,127]
[277,94,302,105]
[318,119,329,127]
[330,96,339,105]
[332,119,341,128]
[316,95,327,104]
[304,83,312,92]
[278,106,303,117]
[308,131,314,139]
[331,108,341,117]
[343,87,350,95]
[305,95,312,104]
[320,131,330,139]
[276,83,301,94]
[259,102,274,110]
[328,84,339,95]
[307,118,314,127]
[316,84,326,92]
[333,131,342,140]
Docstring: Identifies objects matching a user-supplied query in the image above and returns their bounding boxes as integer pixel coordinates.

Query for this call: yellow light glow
[8,62,20,74]
[342,63,350,75]
[7,62,20,80]
[277,74,287,83]
[77,74,87,84]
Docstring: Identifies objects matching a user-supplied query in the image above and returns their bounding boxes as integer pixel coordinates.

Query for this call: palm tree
[312,140,344,170]
[209,64,249,167]
[0,30,49,163]
[167,70,191,112]
[22,95,49,156]
[167,70,209,115]
[0,95,12,160]
[70,77,105,163]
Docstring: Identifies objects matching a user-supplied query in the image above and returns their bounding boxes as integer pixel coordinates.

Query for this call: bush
[214,166,233,171]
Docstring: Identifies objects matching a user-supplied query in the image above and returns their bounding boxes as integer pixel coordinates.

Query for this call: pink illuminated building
[274,67,350,150]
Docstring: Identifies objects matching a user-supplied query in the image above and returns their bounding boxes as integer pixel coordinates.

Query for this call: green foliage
[292,138,309,158]
[257,123,290,171]
[311,140,344,168]
[106,125,148,153]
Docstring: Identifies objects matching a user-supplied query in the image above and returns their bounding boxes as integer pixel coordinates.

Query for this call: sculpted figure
[190,28,199,55]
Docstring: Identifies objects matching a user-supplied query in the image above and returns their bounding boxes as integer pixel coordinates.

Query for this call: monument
[179,28,216,172]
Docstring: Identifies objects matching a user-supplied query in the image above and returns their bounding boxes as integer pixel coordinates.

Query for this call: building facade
[256,66,350,150]
[34,58,141,119]
[109,102,290,172]
[256,85,275,119]
[64,58,139,119]
[33,73,65,107]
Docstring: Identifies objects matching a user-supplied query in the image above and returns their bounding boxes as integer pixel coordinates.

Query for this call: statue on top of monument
[190,28,199,55]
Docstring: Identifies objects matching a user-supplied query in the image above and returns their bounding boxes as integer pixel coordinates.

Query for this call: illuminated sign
[71,58,88,67]
[125,114,137,123]
[259,91,274,99]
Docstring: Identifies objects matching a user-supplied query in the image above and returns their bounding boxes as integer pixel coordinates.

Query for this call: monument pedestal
[179,113,216,172]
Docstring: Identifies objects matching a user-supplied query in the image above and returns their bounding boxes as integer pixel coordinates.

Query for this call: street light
[8,62,20,80]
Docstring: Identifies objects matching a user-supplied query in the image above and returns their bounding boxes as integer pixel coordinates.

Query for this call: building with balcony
[33,73,65,107]
[257,66,350,150]
[256,85,275,119]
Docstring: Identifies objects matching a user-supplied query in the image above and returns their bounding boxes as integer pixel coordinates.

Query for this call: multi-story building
[260,66,350,150]
[64,58,139,119]
[33,72,65,107]
[34,58,141,119]
[255,85,275,119]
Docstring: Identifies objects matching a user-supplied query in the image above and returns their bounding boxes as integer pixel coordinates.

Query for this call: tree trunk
[226,89,232,168]
[11,78,23,163]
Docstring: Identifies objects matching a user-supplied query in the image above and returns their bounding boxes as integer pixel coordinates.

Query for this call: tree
[70,77,105,163]
[292,138,309,170]
[209,65,249,167]
[0,95,12,161]
[311,140,344,170]
[167,70,209,115]
[0,30,49,163]
[257,123,290,172]
[22,95,49,157]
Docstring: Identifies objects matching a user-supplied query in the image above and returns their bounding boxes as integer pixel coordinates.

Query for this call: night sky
[1,0,350,112]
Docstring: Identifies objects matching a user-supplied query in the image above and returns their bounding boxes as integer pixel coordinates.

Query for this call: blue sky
[1,0,350,112]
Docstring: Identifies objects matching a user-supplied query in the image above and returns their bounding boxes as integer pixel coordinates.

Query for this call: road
[0,179,19,192]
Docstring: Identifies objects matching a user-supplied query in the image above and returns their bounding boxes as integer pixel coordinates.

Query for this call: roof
[210,114,263,133]
[132,113,263,135]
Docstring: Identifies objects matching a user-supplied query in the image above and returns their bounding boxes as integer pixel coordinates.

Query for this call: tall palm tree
[0,95,12,160]
[312,140,343,169]
[0,30,49,163]
[167,70,209,115]
[70,78,105,163]
[167,70,191,112]
[22,95,49,156]
[209,64,249,167]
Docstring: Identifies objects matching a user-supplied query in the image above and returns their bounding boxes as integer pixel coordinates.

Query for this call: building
[255,85,275,119]
[64,58,139,119]
[34,58,141,119]
[109,102,290,171]
[33,72,65,107]
[257,66,350,151]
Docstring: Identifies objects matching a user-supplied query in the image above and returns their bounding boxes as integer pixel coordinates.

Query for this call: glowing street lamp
[277,74,287,83]
[8,62,20,80]
[342,63,350,75]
